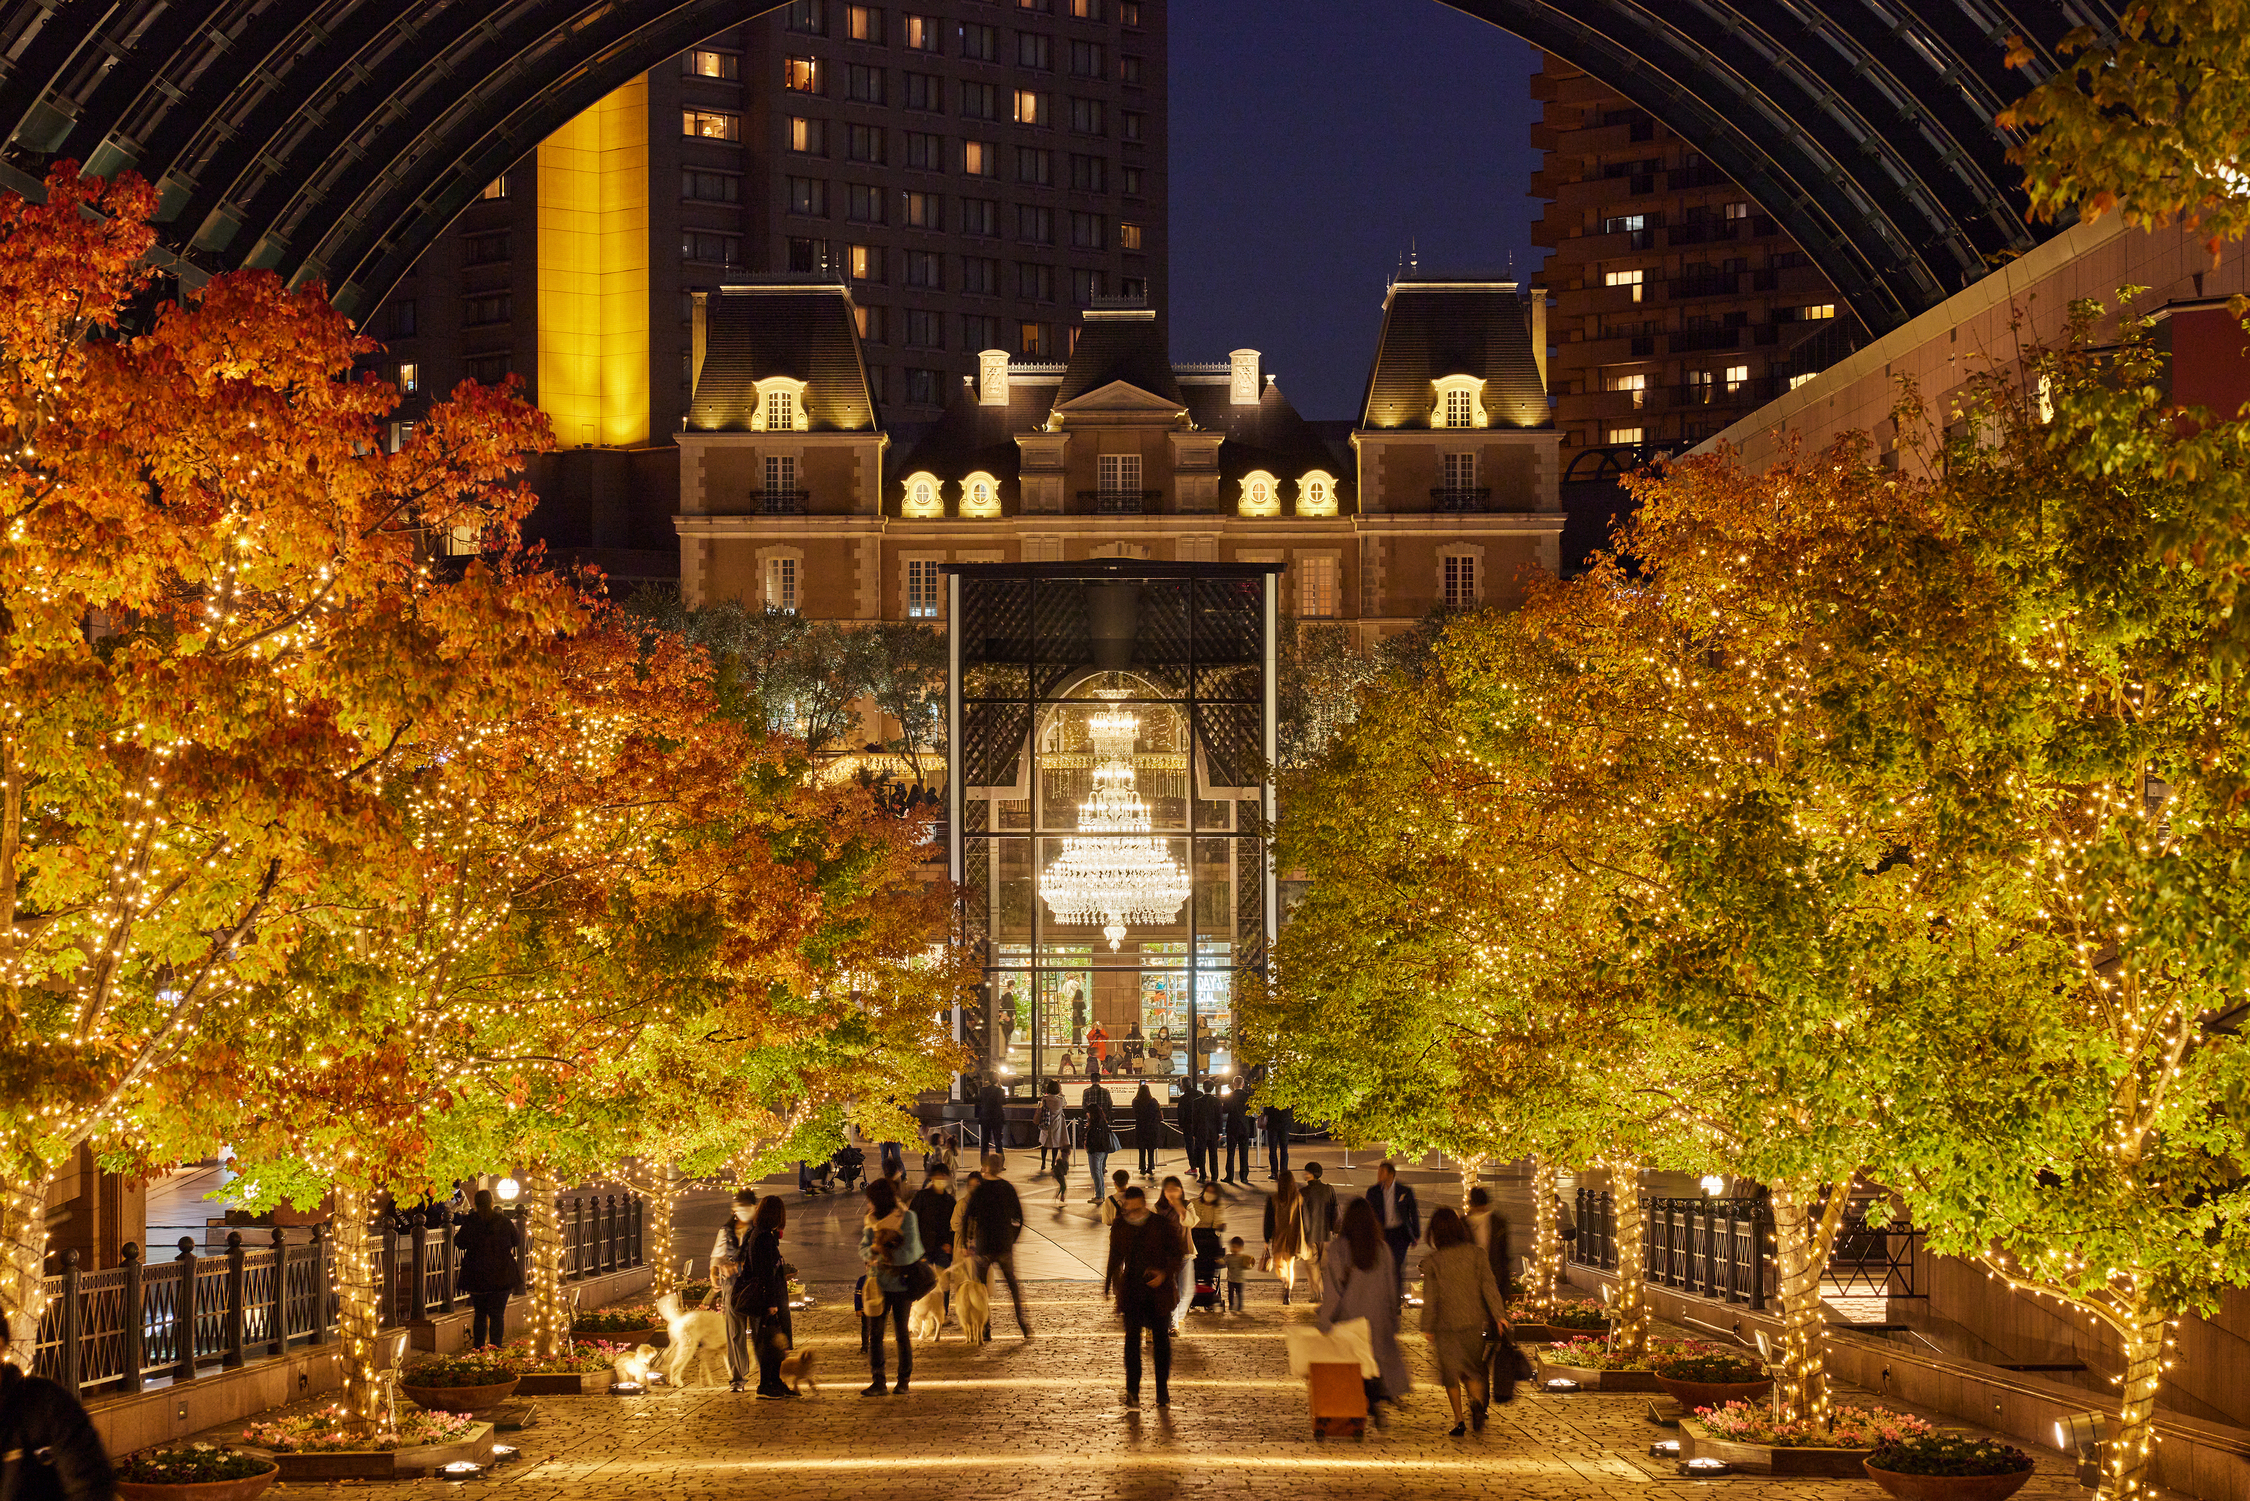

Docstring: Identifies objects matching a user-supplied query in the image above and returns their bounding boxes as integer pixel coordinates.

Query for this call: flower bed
[1697,1402,1932,1449]
[1541,1335,1690,1372]
[239,1407,477,1454]
[1864,1434,2036,1501]
[573,1307,659,1336]
[400,1350,519,1387]
[502,1338,635,1374]
[118,1448,275,1486]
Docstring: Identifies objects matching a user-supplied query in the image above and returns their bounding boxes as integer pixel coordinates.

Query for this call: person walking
[1035,1078,1066,1176]
[1222,1076,1253,1184]
[1298,1161,1339,1299]
[1103,1187,1186,1409]
[910,1164,957,1269]
[1173,1083,1198,1178]
[1365,1160,1423,1301]
[741,1196,799,1400]
[858,1177,925,1396]
[951,1169,982,1260]
[1464,1186,1513,1298]
[1187,1180,1225,1321]
[976,1073,1009,1168]
[1264,1102,1295,1179]
[1318,1198,1410,1424]
[0,1311,113,1501]
[1200,1082,1226,1182]
[966,1155,1034,1340]
[1155,1175,1193,1335]
[710,1187,760,1390]
[1081,1071,1115,1203]
[1051,1111,1075,1204]
[1132,1082,1163,1176]
[452,1188,521,1349]
[1419,1206,1510,1434]
[1261,1168,1306,1305]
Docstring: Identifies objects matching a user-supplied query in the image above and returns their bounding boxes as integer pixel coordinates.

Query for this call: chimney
[1230,349,1261,405]
[978,349,1011,407]
[1530,288,1549,395]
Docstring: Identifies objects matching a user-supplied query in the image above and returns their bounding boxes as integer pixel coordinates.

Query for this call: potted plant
[572,1307,659,1337]
[1865,1433,2036,1501]
[1507,1297,1608,1343]
[1650,1345,1773,1410]
[1534,1335,1677,1392]
[115,1446,279,1501]
[240,1406,483,1482]
[396,1349,521,1411]
[506,1338,634,1395]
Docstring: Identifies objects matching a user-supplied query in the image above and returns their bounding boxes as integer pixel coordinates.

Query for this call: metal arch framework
[0,0,2118,331]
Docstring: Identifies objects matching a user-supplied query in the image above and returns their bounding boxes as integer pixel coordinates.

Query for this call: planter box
[1680,1416,1874,1477]
[1863,1463,2034,1501]
[514,1370,608,1396]
[1654,1374,1774,1413]
[398,1377,520,1412]
[256,1422,494,1482]
[1539,1360,1662,1393]
[394,1420,496,1477]
[116,1463,279,1501]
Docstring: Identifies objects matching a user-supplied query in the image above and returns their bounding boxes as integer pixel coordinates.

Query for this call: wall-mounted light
[495,1177,521,1202]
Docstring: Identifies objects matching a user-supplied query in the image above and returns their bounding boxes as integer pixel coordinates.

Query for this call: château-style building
[675,273,1559,651]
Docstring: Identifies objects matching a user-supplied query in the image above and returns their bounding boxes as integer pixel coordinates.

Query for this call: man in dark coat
[1103,1187,1187,1408]
[1263,1103,1295,1179]
[451,1188,522,1348]
[1221,1076,1253,1184]
[0,1310,112,1501]
[1196,1082,1224,1183]
[1366,1160,1424,1299]
[976,1074,1009,1167]
[966,1155,1033,1339]
[1174,1083,1198,1177]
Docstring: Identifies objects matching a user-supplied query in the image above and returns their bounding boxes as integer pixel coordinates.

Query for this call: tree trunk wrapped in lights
[2107,1306,2170,1501]
[1522,1155,1565,1317]
[0,1181,49,1354]
[327,1182,386,1432]
[1766,1177,1850,1424]
[521,1171,569,1363]
[1603,1163,1650,1360]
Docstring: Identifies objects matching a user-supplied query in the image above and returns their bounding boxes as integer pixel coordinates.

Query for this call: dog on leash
[612,1343,660,1386]
[774,1331,820,1395]
[907,1264,951,1343]
[656,1291,729,1388]
[950,1259,991,1346]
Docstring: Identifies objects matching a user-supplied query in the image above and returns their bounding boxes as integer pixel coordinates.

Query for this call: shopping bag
[1285,1316,1377,1378]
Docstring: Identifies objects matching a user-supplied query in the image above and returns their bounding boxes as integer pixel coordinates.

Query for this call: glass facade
[947,561,1277,1110]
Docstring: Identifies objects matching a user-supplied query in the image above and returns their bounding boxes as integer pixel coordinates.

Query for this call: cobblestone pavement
[206,1283,2086,1501]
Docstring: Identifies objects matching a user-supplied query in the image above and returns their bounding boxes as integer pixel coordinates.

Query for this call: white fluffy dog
[655,1292,729,1388]
[950,1260,991,1346]
[907,1269,950,1343]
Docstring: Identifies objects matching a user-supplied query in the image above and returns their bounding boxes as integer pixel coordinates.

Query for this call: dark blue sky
[1167,0,1545,419]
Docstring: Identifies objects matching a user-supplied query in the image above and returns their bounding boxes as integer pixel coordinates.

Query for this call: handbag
[901,1258,938,1301]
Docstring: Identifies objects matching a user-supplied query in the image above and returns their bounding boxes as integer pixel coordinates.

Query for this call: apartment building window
[1686,369,1714,403]
[904,250,942,287]
[1602,213,1645,235]
[904,13,939,49]
[1017,204,1053,243]
[846,64,885,103]
[906,309,944,348]
[1794,303,1837,320]
[1119,275,1146,300]
[1070,39,1105,76]
[1607,425,1644,444]
[904,190,942,228]
[1119,53,1142,84]
[1071,0,1104,18]
[391,300,417,338]
[855,304,887,342]
[1724,363,1749,394]
[905,131,943,170]
[848,244,884,281]
[1442,555,1477,609]
[685,49,740,78]
[463,293,511,326]
[783,57,821,93]
[784,0,826,32]
[1069,97,1104,134]
[1120,110,1143,141]
[907,368,944,404]
[1015,146,1053,185]
[1098,453,1141,501]
[1122,165,1143,196]
[788,177,829,216]
[848,123,886,163]
[394,362,418,394]
[479,176,508,200]
[789,116,827,154]
[1019,321,1053,357]
[907,560,943,618]
[1067,154,1107,192]
[1118,221,1143,251]
[682,231,742,264]
[1120,0,1141,22]
[682,169,741,202]
[1018,0,1053,10]
[1299,557,1338,618]
[685,108,743,139]
[848,4,884,41]
[464,230,510,266]
[961,81,997,119]
[1016,262,1054,301]
[1014,89,1047,126]
[963,312,1000,348]
[786,237,826,272]
[1017,32,1052,69]
[962,257,999,295]
[845,184,885,223]
[1605,268,1644,302]
[1605,371,1647,409]
[466,354,511,384]
[765,555,799,612]
[1787,372,1816,391]
[1725,200,1750,220]
[960,22,997,59]
[905,71,942,110]
[962,198,998,236]
[963,140,996,176]
[1072,268,1102,305]
[1070,211,1105,250]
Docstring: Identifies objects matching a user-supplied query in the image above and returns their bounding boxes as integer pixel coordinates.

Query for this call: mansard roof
[1053,308,1184,406]
[686,281,878,433]
[1358,278,1551,432]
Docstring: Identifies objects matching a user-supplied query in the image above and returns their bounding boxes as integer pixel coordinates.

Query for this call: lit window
[1601,213,1643,235]
[1607,426,1644,444]
[1724,363,1749,394]
[1788,372,1816,390]
[479,177,508,200]
[684,108,742,139]
[1444,389,1473,427]
[789,117,826,154]
[783,57,821,93]
[907,559,943,617]
[1299,556,1338,618]
[1119,222,1143,251]
[848,4,883,41]
[765,556,800,613]
[1797,303,1836,320]
[905,14,939,49]
[905,476,941,515]
[964,140,996,176]
[1014,89,1046,126]
[1240,471,1279,516]
[1724,200,1749,219]
[395,362,418,394]
[1606,371,1648,409]
[849,244,881,281]
[1442,555,1477,609]
[1298,472,1336,516]
[765,390,796,431]
[962,472,1000,517]
[686,49,740,79]
[1605,268,1644,303]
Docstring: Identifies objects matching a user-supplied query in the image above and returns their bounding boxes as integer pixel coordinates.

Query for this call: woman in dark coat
[453,1188,522,1348]
[1132,1082,1164,1177]
[0,1310,112,1501]
[741,1196,798,1400]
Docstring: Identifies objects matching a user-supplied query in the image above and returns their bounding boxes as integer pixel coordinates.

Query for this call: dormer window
[1239,470,1281,517]
[1297,470,1338,517]
[901,471,945,518]
[1431,375,1487,429]
[961,471,1001,517]
[753,376,809,431]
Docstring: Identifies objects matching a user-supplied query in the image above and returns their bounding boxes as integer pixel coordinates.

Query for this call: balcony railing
[1667,273,1741,300]
[1430,486,1493,512]
[756,488,809,515]
[1075,488,1162,514]
[1670,326,1743,354]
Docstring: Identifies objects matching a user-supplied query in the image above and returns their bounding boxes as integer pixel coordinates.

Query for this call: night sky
[1167,0,1545,420]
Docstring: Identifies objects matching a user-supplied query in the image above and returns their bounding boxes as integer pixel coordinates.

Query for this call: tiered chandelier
[1040,700,1190,950]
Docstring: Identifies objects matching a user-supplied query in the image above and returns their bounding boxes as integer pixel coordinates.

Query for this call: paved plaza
[183,1152,2085,1500]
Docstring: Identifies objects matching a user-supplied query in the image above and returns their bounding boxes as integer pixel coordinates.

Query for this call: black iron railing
[1568,1189,1923,1309]
[30,1191,644,1396]
[756,489,809,515]
[1075,488,1162,514]
[1430,486,1493,512]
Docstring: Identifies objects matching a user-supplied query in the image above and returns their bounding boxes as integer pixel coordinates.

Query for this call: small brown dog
[774,1331,819,1395]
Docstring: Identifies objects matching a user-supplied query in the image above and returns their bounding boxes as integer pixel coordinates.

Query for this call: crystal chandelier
[1040,701,1190,950]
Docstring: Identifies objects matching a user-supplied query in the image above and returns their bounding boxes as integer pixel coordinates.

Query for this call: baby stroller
[1189,1236,1222,1313]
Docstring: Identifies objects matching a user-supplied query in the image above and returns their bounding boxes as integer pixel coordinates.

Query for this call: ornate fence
[30,1191,645,1396]
[1566,1189,1926,1310]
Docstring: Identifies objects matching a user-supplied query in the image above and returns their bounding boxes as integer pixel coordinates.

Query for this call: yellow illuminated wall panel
[537,78,650,448]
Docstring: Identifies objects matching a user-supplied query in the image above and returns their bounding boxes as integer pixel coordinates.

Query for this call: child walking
[1222,1236,1256,1312]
